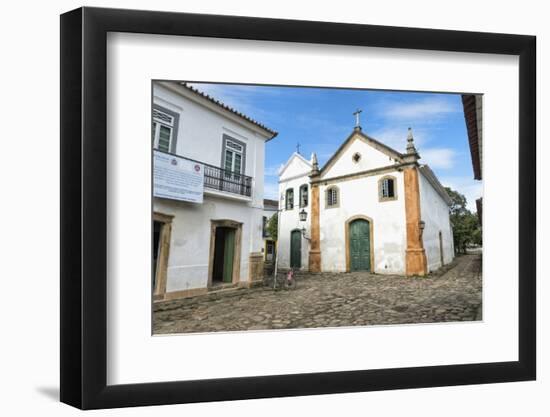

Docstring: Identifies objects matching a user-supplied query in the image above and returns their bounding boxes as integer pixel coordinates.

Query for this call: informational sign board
[153,151,204,203]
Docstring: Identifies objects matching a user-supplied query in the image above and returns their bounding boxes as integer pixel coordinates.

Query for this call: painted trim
[320,130,404,178]
[220,134,247,176]
[378,174,398,202]
[312,162,412,186]
[403,167,428,276]
[345,215,375,273]
[325,185,340,209]
[152,212,174,298]
[285,187,295,210]
[308,184,322,272]
[153,104,180,154]
[207,219,243,288]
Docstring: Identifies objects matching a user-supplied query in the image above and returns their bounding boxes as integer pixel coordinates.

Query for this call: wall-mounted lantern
[419,220,426,237]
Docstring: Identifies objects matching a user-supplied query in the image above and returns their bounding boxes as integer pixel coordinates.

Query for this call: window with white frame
[326,186,339,208]
[152,108,177,153]
[379,176,397,201]
[299,184,308,207]
[285,188,294,210]
[223,137,245,180]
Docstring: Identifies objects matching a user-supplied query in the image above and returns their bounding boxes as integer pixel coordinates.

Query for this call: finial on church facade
[406,127,417,154]
[311,152,320,175]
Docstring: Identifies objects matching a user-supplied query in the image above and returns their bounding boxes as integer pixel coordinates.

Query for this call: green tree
[266,212,278,241]
[444,187,482,254]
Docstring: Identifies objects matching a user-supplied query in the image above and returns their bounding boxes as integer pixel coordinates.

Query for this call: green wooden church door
[290,230,302,269]
[349,219,371,272]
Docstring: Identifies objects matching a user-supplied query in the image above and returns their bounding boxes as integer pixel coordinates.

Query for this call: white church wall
[418,171,455,272]
[154,195,264,292]
[319,172,407,274]
[320,134,399,179]
[277,156,311,270]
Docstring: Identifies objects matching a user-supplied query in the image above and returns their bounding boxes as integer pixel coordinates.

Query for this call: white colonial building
[277,125,454,276]
[152,81,277,301]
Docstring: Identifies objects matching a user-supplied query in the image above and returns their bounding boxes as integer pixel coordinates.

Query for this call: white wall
[418,171,455,272]
[155,195,264,290]
[319,172,407,274]
[154,83,268,208]
[278,154,312,269]
[320,133,400,179]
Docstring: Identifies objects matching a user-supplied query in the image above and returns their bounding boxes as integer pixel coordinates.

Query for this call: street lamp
[299,209,310,240]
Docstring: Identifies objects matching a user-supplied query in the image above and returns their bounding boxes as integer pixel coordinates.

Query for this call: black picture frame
[60,6,536,410]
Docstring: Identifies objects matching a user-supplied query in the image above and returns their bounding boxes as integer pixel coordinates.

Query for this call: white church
[277,120,454,276]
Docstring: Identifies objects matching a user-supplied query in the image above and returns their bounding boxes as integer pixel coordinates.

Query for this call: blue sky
[189,83,482,211]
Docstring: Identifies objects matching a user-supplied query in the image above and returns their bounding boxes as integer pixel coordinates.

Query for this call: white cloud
[380,96,460,120]
[419,148,456,169]
[369,126,428,153]
[264,163,285,177]
[438,175,483,212]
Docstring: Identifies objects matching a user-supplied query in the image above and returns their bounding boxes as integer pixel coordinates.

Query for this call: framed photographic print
[60,6,536,410]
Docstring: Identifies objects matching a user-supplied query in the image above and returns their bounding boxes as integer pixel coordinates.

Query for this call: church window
[299,184,308,207]
[326,186,339,208]
[352,152,361,163]
[285,188,294,210]
[379,176,397,201]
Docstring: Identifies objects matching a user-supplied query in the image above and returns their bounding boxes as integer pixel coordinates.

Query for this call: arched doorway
[290,229,302,269]
[347,217,372,272]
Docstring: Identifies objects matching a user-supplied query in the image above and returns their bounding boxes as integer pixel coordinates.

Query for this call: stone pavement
[153,253,482,334]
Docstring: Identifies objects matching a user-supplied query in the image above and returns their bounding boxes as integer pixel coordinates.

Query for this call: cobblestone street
[153,253,482,334]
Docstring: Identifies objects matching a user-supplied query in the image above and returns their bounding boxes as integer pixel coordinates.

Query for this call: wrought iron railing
[175,154,252,197]
[203,163,252,197]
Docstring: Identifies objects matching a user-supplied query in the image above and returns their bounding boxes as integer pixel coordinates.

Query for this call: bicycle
[269,268,297,290]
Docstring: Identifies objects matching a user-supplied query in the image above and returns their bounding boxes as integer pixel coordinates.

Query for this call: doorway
[153,220,162,291]
[348,218,371,272]
[152,212,173,300]
[208,220,243,288]
[212,227,236,284]
[290,229,302,269]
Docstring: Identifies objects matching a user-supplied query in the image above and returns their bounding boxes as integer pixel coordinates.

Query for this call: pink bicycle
[272,268,297,290]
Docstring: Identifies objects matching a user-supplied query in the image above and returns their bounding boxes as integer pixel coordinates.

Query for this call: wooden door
[222,228,235,283]
[290,230,302,269]
[349,219,371,272]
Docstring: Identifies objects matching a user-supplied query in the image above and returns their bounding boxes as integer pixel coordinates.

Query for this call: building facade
[262,199,279,264]
[152,82,277,301]
[277,126,454,276]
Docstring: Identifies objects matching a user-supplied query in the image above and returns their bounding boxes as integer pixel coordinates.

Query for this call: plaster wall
[418,171,455,272]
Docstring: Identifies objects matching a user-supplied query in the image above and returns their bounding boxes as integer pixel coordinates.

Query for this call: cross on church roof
[353,108,363,130]
[296,142,301,154]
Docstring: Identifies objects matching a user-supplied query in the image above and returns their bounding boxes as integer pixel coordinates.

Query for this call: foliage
[266,212,278,241]
[444,187,482,253]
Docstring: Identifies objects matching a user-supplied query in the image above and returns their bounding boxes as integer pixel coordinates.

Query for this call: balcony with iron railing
[161,152,253,198]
